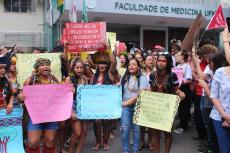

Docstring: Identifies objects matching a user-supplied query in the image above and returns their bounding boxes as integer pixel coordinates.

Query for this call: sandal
[92,144,101,151]
[103,144,110,151]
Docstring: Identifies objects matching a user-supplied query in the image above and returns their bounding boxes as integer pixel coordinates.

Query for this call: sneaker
[173,128,184,135]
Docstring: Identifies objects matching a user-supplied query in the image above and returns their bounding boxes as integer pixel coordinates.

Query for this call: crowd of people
[0,25,230,153]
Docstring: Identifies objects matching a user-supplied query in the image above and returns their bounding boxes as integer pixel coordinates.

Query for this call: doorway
[141,26,168,52]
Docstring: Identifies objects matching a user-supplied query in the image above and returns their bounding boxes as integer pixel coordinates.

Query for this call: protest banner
[0,107,25,153]
[172,67,184,87]
[76,85,122,119]
[23,84,73,124]
[16,53,62,89]
[63,22,106,52]
[133,91,180,132]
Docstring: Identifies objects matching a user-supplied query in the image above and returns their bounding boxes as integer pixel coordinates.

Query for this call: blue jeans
[200,96,210,141]
[121,106,140,153]
[213,120,230,153]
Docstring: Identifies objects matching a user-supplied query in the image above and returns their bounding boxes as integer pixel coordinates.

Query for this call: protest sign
[64,22,106,52]
[106,32,117,51]
[16,53,61,89]
[118,67,126,76]
[133,91,180,132]
[172,67,184,87]
[0,107,25,153]
[76,85,122,119]
[116,41,127,55]
[23,84,73,124]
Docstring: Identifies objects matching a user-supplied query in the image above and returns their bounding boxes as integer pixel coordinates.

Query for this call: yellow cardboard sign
[106,32,116,51]
[118,67,126,76]
[133,91,180,132]
[16,53,62,88]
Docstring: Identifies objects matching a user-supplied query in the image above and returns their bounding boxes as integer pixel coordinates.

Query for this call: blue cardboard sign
[0,107,25,153]
[76,85,122,119]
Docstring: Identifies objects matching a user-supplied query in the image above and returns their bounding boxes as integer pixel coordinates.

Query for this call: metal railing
[0,31,44,48]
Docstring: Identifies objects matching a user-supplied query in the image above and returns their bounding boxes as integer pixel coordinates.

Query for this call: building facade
[0,0,229,51]
[63,0,230,51]
[0,0,45,51]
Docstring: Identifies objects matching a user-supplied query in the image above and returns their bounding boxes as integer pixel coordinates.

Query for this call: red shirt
[195,60,208,96]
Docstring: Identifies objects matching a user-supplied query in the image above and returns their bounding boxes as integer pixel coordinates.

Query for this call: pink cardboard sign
[23,84,73,124]
[172,68,184,87]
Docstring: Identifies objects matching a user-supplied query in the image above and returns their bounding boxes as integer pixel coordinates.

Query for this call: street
[75,119,202,153]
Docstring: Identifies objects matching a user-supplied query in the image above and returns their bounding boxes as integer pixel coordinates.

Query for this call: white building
[0,0,46,50]
[62,0,230,51]
[0,0,229,51]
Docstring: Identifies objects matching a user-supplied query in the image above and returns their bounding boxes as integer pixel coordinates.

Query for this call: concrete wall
[0,0,44,48]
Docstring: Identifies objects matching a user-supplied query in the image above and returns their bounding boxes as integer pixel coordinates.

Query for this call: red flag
[206,5,226,31]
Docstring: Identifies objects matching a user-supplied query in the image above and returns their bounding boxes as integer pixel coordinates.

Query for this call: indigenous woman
[0,59,14,114]
[65,60,88,153]
[91,44,117,151]
[7,57,20,107]
[120,59,149,153]
[149,53,185,153]
[19,58,59,153]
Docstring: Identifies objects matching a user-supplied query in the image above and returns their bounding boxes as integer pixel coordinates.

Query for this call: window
[4,0,35,13]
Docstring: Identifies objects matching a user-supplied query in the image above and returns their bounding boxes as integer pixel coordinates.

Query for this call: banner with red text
[63,22,106,52]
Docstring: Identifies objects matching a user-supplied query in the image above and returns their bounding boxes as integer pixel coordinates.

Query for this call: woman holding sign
[149,53,185,153]
[120,58,149,153]
[91,44,117,151]
[65,60,88,153]
[18,58,59,153]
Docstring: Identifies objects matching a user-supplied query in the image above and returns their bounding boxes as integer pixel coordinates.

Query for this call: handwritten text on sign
[23,84,73,124]
[16,53,62,89]
[133,91,180,132]
[76,85,122,119]
[64,22,106,52]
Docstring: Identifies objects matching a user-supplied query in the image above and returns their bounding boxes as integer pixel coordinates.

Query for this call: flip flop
[92,144,101,151]
[103,144,110,151]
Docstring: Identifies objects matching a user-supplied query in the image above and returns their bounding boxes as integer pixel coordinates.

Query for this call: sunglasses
[157,52,169,55]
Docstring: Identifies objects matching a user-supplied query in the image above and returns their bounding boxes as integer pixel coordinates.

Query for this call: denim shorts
[27,119,59,131]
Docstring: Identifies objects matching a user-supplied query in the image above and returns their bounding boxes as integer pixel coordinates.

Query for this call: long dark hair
[71,60,85,87]
[121,59,142,95]
[180,49,190,62]
[209,50,229,72]
[156,54,173,74]
[0,76,12,104]
[92,63,112,85]
[119,54,129,67]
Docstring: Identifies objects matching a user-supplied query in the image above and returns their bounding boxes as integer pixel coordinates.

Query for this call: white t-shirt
[176,63,193,81]
[202,64,213,96]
